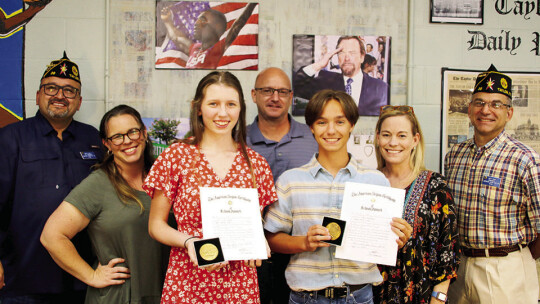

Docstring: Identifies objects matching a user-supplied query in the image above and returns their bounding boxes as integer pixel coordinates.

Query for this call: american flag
[155,1,259,70]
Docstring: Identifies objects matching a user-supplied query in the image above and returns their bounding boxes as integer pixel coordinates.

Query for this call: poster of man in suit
[292,34,391,116]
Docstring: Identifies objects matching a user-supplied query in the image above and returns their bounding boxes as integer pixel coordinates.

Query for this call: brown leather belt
[311,284,367,299]
[462,244,521,257]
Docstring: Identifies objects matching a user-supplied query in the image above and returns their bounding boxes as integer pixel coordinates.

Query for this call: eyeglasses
[107,128,142,146]
[471,100,511,110]
[254,87,292,97]
[380,105,414,114]
[40,84,80,99]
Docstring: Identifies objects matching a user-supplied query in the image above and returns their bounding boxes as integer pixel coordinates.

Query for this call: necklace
[382,167,414,189]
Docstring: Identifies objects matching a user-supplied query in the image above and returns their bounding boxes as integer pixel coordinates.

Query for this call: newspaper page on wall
[440,68,540,172]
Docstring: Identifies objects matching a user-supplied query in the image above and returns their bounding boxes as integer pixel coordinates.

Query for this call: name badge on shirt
[80,151,97,160]
[482,176,501,187]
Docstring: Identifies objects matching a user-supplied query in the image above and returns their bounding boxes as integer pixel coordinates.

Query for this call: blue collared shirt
[247,114,318,181]
[264,155,389,291]
[0,111,102,296]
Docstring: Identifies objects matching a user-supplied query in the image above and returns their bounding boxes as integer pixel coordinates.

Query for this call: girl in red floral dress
[144,71,277,304]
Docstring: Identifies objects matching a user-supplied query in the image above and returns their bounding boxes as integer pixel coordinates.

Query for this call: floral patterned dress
[374,171,460,304]
[143,142,278,304]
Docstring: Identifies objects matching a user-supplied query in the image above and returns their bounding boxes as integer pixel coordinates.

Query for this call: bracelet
[183,236,197,248]
[431,291,447,302]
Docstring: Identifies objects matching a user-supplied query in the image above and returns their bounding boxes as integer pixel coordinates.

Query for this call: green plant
[149,118,180,145]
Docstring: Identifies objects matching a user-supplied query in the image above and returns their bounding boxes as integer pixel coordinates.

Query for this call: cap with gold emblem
[473,64,512,98]
[41,51,81,84]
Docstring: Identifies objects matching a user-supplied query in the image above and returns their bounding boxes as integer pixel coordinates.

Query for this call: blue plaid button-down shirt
[444,131,540,248]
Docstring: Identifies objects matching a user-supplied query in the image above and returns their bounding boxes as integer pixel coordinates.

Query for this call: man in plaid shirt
[445,65,540,303]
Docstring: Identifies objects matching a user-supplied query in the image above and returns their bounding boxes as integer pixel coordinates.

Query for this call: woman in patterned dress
[373,105,460,304]
[144,71,277,304]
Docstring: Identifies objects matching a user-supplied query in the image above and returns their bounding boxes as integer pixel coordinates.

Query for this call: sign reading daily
[466,0,540,56]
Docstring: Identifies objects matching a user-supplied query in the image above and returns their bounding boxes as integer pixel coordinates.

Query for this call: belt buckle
[325,287,334,298]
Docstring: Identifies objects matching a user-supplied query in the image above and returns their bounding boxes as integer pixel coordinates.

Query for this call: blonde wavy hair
[374,106,425,178]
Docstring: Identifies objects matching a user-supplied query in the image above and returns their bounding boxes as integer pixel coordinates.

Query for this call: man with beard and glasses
[0,52,102,304]
[294,36,388,116]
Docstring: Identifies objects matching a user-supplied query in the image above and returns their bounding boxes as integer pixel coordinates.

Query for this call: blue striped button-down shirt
[264,155,389,291]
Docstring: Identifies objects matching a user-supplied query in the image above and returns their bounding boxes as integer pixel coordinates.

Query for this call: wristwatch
[431,291,447,302]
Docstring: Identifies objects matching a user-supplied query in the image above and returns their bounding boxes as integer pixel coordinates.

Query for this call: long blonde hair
[374,108,425,178]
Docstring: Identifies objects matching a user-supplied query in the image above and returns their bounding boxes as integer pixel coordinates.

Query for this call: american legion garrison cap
[41,51,81,84]
[473,64,512,99]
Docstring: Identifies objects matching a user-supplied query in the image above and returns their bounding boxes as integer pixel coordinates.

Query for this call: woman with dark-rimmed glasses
[41,105,168,304]
[373,105,460,304]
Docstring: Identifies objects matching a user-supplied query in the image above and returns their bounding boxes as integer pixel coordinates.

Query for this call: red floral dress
[143,143,277,304]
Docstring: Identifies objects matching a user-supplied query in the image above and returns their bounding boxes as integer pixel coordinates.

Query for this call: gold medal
[326,222,341,240]
[199,243,219,261]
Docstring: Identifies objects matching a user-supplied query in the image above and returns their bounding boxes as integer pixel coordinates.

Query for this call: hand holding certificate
[335,182,405,266]
[200,187,268,261]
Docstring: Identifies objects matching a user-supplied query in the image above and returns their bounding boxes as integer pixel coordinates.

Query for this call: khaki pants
[537,258,540,299]
[448,247,538,304]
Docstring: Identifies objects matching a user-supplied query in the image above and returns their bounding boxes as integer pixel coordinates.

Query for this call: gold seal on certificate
[193,238,225,266]
[199,243,219,261]
[326,222,342,240]
[321,216,346,246]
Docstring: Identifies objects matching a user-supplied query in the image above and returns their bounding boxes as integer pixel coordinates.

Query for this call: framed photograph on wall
[143,117,191,157]
[440,68,540,172]
[430,0,483,24]
[155,1,259,70]
[292,34,391,117]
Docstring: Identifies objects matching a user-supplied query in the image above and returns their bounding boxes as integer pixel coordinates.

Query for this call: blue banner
[0,0,25,125]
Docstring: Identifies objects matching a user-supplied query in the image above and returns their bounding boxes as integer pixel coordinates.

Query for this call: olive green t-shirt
[66,169,168,304]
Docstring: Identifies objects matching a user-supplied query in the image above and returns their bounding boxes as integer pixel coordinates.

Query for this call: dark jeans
[289,284,374,304]
[257,253,291,304]
[0,291,85,304]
